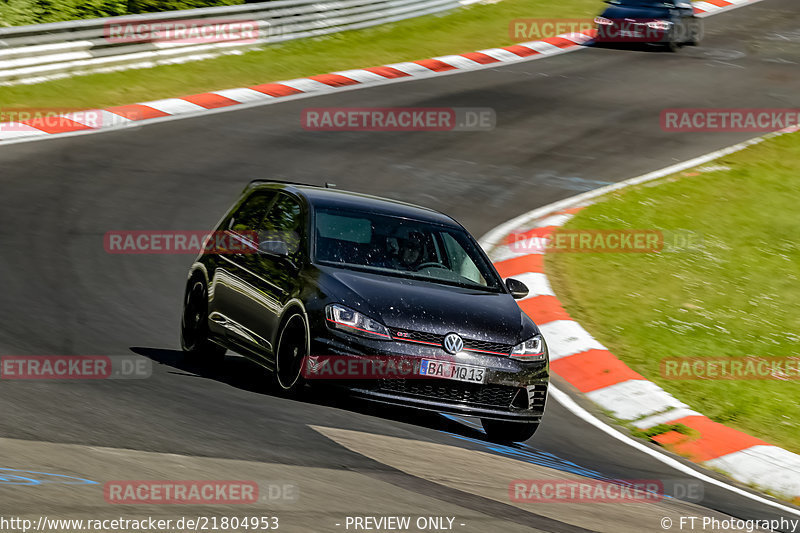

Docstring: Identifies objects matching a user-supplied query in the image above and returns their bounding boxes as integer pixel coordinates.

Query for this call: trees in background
[0,0,247,26]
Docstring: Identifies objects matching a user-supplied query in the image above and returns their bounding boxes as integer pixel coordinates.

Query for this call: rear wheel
[481,419,539,443]
[274,313,308,395]
[181,279,226,365]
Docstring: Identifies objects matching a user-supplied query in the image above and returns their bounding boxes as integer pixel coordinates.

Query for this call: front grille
[389,328,512,355]
[377,379,518,409]
[389,328,442,345]
[463,339,512,355]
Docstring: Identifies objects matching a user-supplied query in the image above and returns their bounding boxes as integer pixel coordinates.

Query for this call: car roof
[248,182,460,227]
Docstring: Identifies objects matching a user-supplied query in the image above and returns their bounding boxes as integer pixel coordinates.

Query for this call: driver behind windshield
[385,232,428,271]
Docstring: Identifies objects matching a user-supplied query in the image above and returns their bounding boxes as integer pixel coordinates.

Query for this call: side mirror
[258,239,289,257]
[505,278,529,300]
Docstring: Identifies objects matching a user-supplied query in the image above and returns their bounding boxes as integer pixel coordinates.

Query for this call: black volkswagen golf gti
[181,181,549,442]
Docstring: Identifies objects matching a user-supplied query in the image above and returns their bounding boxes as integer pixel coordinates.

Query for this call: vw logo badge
[443,333,464,354]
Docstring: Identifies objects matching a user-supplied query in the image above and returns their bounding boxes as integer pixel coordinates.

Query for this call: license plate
[620,30,643,37]
[419,359,486,384]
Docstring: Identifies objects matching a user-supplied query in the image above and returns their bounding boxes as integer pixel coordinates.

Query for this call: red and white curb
[693,0,764,16]
[482,125,800,504]
[0,33,593,143]
[0,0,763,144]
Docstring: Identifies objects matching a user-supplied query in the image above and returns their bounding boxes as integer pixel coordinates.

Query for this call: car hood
[318,266,534,344]
[601,5,671,19]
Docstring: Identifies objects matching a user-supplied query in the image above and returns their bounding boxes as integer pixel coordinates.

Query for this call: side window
[229,192,276,235]
[261,193,304,256]
[441,232,486,286]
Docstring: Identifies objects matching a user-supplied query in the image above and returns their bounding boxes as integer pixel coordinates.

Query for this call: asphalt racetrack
[1,0,799,530]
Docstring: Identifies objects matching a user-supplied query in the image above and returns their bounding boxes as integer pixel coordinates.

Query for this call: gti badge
[443,333,464,354]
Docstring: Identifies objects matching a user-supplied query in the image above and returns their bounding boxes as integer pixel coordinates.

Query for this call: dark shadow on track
[586,41,677,53]
[131,346,489,442]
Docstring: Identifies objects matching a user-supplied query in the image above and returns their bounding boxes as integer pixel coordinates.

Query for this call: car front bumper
[594,21,675,44]
[310,331,549,422]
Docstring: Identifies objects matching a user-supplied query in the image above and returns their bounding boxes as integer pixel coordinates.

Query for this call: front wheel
[274,313,309,396]
[664,39,680,52]
[481,419,539,443]
[662,27,681,52]
[181,279,226,365]
[685,23,701,46]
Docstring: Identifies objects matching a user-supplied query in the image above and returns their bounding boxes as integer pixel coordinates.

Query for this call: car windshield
[313,207,503,292]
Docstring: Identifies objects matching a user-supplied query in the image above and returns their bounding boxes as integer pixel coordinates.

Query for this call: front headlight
[646,20,672,30]
[325,304,391,339]
[510,334,548,361]
[594,16,614,25]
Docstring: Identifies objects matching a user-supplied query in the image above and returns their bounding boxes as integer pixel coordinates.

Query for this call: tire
[481,419,539,443]
[181,278,226,365]
[663,27,680,52]
[664,39,680,52]
[274,312,308,396]
[685,24,700,46]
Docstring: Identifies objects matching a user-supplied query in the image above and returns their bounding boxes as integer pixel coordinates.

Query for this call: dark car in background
[594,0,702,51]
[180,181,549,442]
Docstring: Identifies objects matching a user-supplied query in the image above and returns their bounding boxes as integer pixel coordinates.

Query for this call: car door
[238,192,307,359]
[208,190,277,354]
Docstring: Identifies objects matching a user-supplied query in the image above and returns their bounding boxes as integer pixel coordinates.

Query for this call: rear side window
[229,192,275,234]
[264,194,302,233]
[261,193,304,256]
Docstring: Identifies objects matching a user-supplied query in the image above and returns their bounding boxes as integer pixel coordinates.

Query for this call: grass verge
[546,131,800,454]
[0,0,600,110]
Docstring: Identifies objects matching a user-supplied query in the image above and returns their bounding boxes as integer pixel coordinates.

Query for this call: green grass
[0,0,600,109]
[546,131,800,454]
[629,423,697,441]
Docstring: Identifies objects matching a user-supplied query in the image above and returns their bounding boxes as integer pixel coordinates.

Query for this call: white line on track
[551,388,800,517]
[479,130,800,518]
